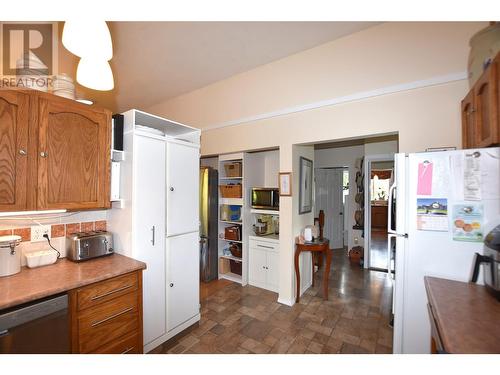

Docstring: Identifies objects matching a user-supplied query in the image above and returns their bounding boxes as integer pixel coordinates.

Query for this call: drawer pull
[91,307,134,327]
[90,284,134,301]
[121,346,135,354]
[257,244,274,249]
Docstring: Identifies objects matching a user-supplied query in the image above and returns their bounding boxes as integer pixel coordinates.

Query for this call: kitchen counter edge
[0,254,146,311]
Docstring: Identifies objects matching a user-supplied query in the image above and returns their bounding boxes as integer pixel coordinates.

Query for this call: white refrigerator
[389,147,500,354]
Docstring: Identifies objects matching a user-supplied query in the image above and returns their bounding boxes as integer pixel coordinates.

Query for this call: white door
[266,251,280,293]
[166,141,199,236]
[166,232,200,332]
[134,134,166,345]
[248,247,267,288]
[315,168,344,248]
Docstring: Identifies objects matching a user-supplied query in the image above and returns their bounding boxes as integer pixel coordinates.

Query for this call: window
[343,169,349,203]
[370,170,392,201]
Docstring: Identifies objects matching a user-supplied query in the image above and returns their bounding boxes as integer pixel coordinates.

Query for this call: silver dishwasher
[0,294,70,354]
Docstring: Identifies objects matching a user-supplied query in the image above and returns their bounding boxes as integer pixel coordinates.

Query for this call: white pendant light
[62,21,113,61]
[77,58,114,91]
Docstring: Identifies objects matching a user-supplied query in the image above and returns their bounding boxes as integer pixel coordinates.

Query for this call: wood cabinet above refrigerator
[0,89,111,212]
[461,51,500,149]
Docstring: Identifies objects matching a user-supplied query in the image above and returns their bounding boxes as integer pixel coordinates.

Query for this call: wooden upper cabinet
[0,91,30,211]
[473,64,498,148]
[462,52,500,149]
[37,96,111,210]
[461,90,475,149]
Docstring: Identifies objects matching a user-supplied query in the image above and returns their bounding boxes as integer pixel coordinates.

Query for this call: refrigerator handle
[387,183,397,234]
[388,233,396,279]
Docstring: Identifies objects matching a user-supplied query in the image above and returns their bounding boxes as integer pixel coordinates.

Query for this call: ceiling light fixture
[63,21,114,91]
[62,21,113,60]
[76,58,114,91]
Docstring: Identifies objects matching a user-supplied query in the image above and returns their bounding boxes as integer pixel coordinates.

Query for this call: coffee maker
[471,224,500,300]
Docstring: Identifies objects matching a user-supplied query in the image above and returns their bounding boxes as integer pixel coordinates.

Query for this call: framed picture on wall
[299,156,313,214]
[279,172,292,196]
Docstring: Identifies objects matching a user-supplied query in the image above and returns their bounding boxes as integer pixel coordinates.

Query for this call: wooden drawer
[77,291,139,353]
[76,272,139,311]
[249,238,279,253]
[92,332,141,354]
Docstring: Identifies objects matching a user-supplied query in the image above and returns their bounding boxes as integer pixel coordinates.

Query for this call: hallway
[370,229,389,270]
[152,249,393,354]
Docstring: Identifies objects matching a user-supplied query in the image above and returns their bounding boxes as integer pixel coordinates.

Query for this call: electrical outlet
[31,225,51,242]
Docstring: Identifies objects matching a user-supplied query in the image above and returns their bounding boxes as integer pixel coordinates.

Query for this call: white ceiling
[99,22,379,112]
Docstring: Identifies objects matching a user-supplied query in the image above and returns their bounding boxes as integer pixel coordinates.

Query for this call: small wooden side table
[294,238,331,303]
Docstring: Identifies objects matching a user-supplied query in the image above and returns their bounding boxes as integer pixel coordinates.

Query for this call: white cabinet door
[166,141,199,236]
[266,251,280,293]
[249,247,267,289]
[166,232,200,332]
[134,134,166,345]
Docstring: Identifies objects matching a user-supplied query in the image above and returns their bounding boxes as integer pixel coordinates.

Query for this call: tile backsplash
[0,210,107,265]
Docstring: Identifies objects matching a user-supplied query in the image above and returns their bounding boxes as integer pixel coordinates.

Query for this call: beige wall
[148,22,483,131]
[292,145,315,299]
[145,22,484,305]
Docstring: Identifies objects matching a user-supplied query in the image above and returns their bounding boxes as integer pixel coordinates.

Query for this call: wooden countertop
[425,276,500,354]
[0,254,146,311]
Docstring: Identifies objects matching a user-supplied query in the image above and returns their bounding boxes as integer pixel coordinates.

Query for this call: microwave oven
[251,188,279,210]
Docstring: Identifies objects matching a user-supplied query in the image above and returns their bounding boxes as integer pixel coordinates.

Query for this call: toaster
[65,231,114,262]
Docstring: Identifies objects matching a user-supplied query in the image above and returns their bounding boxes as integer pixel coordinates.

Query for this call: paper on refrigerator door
[450,154,464,200]
[417,157,451,197]
[464,154,481,200]
[417,161,433,195]
[481,149,500,200]
[416,198,449,231]
[452,204,484,242]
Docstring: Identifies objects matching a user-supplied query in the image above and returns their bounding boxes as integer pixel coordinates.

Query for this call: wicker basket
[219,258,230,273]
[229,259,242,275]
[219,184,242,198]
[224,226,241,241]
[229,243,242,258]
[224,162,242,177]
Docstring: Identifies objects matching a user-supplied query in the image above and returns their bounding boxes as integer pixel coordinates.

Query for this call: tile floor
[150,249,393,354]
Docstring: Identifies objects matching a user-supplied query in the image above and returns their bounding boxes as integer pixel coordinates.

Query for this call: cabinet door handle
[257,244,273,249]
[19,149,27,156]
[151,225,155,246]
[170,283,174,287]
[91,307,133,327]
[40,151,48,158]
[170,187,174,192]
[90,284,134,301]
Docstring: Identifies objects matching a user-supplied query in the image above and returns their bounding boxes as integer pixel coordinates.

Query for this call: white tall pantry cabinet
[108,110,201,353]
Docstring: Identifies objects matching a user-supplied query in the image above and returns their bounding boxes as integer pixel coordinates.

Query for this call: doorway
[315,167,348,249]
[364,156,395,270]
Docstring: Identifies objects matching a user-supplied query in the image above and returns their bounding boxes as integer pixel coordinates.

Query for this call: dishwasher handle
[0,294,68,332]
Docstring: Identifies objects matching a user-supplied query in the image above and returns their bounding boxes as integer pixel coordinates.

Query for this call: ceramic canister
[0,235,22,277]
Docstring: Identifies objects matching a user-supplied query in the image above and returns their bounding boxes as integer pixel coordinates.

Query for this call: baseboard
[301,280,312,295]
[277,296,295,306]
[143,313,201,353]
[277,278,312,307]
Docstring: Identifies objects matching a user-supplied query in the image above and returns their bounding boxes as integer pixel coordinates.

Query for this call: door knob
[40,151,48,158]
[170,187,174,192]
[19,149,27,156]
[170,283,174,287]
